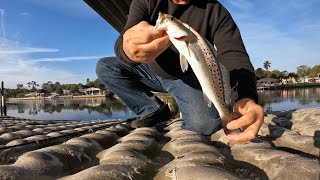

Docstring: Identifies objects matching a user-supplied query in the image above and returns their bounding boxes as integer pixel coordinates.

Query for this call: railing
[0,81,7,116]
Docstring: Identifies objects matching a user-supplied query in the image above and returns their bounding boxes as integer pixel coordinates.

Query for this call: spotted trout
[154,12,239,134]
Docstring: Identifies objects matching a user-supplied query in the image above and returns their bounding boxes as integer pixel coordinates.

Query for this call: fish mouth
[174,36,188,41]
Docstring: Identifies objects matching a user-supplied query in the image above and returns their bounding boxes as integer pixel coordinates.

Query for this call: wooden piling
[0,81,2,116]
[0,81,6,116]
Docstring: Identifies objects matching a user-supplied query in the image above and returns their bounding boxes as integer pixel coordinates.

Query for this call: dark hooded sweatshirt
[114,0,258,103]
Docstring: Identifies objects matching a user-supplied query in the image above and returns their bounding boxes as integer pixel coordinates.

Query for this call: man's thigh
[160,70,222,135]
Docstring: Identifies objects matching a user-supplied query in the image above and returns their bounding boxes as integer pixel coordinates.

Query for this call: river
[5,87,320,120]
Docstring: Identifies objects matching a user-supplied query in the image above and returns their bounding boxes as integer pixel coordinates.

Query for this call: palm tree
[17,84,24,90]
[27,81,39,91]
[263,60,271,72]
[288,72,298,83]
[296,65,310,83]
[255,68,264,79]
[86,78,90,85]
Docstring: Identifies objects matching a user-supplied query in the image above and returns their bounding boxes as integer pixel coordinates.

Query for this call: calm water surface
[6,97,136,120]
[5,87,320,120]
[258,87,320,112]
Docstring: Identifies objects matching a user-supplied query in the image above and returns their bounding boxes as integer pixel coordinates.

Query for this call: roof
[257,78,278,83]
[79,87,101,92]
[84,0,133,32]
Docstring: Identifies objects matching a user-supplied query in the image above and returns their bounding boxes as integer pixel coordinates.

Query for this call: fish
[154,12,240,134]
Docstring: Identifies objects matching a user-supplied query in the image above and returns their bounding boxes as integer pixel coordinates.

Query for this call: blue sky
[0,0,319,88]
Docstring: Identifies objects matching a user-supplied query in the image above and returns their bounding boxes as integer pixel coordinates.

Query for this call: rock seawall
[0,107,319,179]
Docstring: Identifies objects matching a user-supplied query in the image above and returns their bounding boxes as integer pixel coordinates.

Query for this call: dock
[0,106,319,179]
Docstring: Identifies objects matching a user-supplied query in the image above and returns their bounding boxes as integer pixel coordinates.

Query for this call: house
[79,87,103,95]
[24,92,44,97]
[63,89,70,95]
[256,78,278,90]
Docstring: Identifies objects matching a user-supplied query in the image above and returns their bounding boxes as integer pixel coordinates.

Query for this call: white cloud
[27,55,103,63]
[0,4,110,89]
[24,0,97,19]
[0,48,59,54]
[0,38,106,88]
[19,12,30,16]
[0,9,6,38]
[0,37,59,55]
[221,0,320,72]
[226,0,254,11]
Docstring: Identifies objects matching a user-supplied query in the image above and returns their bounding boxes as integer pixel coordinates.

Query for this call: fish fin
[179,54,189,72]
[219,63,231,106]
[186,37,192,58]
[230,82,238,105]
[204,39,218,57]
[203,92,212,107]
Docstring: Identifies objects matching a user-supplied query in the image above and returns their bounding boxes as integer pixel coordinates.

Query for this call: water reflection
[7,97,134,120]
[258,87,320,112]
[6,87,320,120]
[7,95,180,121]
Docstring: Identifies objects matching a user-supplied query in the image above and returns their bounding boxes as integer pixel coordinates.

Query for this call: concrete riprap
[0,107,319,179]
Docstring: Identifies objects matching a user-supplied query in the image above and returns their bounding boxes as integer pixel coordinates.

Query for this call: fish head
[154,12,192,42]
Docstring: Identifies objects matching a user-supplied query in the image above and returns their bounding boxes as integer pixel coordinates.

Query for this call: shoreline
[8,92,173,101]
[9,94,107,101]
[7,83,320,100]
[257,82,320,90]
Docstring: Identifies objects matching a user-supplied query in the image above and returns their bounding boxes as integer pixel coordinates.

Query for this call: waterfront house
[79,87,103,95]
[256,78,278,90]
[24,92,44,97]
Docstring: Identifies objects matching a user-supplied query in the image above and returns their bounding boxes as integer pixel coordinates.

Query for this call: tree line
[6,78,106,98]
[255,61,320,83]
[5,62,320,98]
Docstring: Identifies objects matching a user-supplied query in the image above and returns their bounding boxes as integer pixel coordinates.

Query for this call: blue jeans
[96,57,222,135]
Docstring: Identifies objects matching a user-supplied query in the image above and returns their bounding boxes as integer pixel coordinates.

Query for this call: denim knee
[182,116,222,135]
[96,57,118,78]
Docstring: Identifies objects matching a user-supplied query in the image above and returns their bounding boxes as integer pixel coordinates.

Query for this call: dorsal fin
[179,53,189,72]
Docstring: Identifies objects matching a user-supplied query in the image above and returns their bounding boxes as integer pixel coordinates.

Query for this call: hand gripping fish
[154,12,240,135]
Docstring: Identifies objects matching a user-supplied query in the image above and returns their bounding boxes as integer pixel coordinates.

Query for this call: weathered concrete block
[165,128,199,139]
[60,164,148,180]
[105,125,130,137]
[6,139,29,146]
[24,135,47,141]
[163,140,220,158]
[81,132,118,148]
[46,132,63,138]
[14,151,65,177]
[14,129,34,137]
[155,164,240,180]
[65,137,103,157]
[231,141,320,179]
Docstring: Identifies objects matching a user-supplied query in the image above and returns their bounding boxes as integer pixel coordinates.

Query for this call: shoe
[130,104,172,128]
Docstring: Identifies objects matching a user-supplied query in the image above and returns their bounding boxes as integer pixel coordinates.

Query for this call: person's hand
[123,21,171,63]
[226,98,264,143]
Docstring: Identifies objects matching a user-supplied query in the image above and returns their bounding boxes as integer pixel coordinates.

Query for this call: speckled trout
[154,12,239,134]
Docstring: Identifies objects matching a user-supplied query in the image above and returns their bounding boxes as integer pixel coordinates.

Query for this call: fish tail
[222,112,241,135]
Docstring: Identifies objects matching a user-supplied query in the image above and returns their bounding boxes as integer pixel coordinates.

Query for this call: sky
[0,0,319,88]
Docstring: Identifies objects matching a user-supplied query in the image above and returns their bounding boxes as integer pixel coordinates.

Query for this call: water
[5,87,320,120]
[258,87,320,112]
[6,97,136,120]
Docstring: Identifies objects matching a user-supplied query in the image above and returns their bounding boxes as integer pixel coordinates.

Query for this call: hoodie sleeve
[114,0,149,66]
[210,2,258,103]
